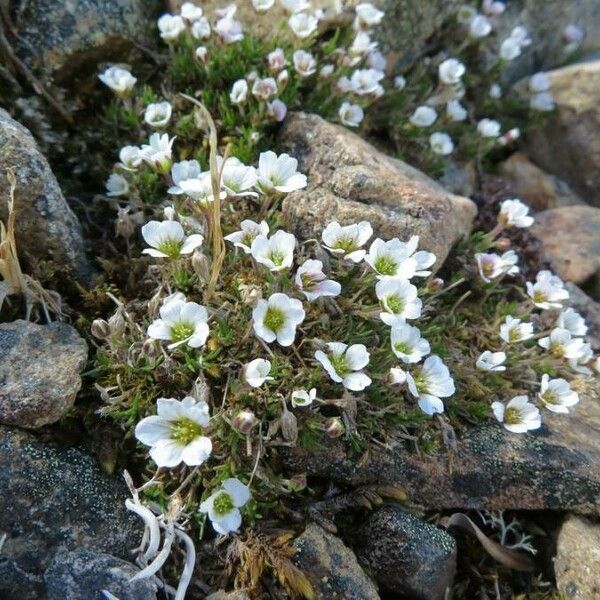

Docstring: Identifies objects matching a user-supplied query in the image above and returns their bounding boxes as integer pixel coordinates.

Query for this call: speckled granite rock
[293,523,380,600]
[0,320,88,428]
[45,547,157,600]
[0,109,91,279]
[279,112,477,272]
[12,0,159,83]
[357,505,456,600]
[281,377,600,513]
[554,515,600,599]
[0,427,140,598]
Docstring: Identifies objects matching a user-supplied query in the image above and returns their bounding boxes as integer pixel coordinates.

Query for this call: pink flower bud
[232,408,257,434]
[324,416,344,438]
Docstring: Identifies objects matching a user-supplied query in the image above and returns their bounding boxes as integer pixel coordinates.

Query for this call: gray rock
[523,61,600,207]
[278,113,477,272]
[0,426,141,598]
[0,109,91,280]
[357,505,456,600]
[0,320,88,428]
[281,377,600,514]
[293,523,380,600]
[554,514,600,599]
[44,547,156,600]
[12,0,159,83]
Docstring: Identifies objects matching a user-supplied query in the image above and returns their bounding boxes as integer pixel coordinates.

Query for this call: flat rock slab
[0,320,88,428]
[278,112,477,272]
[282,378,600,514]
[0,426,140,598]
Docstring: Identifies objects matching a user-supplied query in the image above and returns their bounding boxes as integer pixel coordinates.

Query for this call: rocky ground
[1,0,600,599]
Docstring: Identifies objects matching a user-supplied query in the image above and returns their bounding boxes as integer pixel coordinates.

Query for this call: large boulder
[281,377,600,514]
[0,109,91,280]
[356,505,456,600]
[0,320,88,428]
[0,427,141,598]
[554,514,600,599]
[292,523,380,600]
[525,61,600,207]
[44,547,157,600]
[278,112,477,271]
[12,0,160,83]
[530,206,600,297]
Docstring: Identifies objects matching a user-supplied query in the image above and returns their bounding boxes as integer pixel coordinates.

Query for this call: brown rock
[530,206,600,290]
[555,514,600,599]
[281,377,600,513]
[525,61,600,207]
[0,320,88,428]
[293,523,380,600]
[278,112,477,271]
[500,152,583,211]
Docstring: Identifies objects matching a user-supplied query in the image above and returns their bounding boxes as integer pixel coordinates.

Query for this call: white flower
[569,343,593,375]
[410,106,438,127]
[489,83,502,98]
[219,156,258,195]
[181,2,203,21]
[475,250,519,282]
[158,14,186,41]
[244,358,273,388]
[406,355,455,415]
[256,151,307,193]
[469,14,492,37]
[191,17,211,39]
[288,12,319,38]
[538,374,579,414]
[476,350,506,371]
[215,17,244,43]
[200,478,251,535]
[320,64,335,79]
[538,327,587,360]
[148,295,209,349]
[230,79,248,104]
[500,37,521,61]
[510,26,532,48]
[105,173,129,197]
[315,342,371,391]
[267,48,286,71]
[365,237,435,279]
[339,102,364,127]
[482,0,505,15]
[144,101,172,128]
[429,132,454,155]
[252,77,277,101]
[253,0,275,11]
[391,324,430,364]
[376,277,422,326]
[118,145,142,171]
[477,118,501,137]
[526,270,569,309]
[251,230,296,271]
[557,308,588,337]
[168,160,202,195]
[389,367,407,385]
[498,199,534,228]
[98,66,136,97]
[140,133,175,174]
[446,100,467,122]
[394,75,406,90]
[563,23,585,48]
[341,69,384,97]
[293,50,317,77]
[350,31,377,57]
[280,0,310,13]
[500,316,534,343]
[530,92,555,112]
[291,388,317,407]
[321,221,373,263]
[492,396,541,433]
[142,220,203,259]
[225,219,269,253]
[529,72,551,93]
[267,99,287,122]
[253,293,305,346]
[438,58,465,85]
[171,172,222,206]
[135,396,212,467]
[295,259,341,301]
[354,3,384,28]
